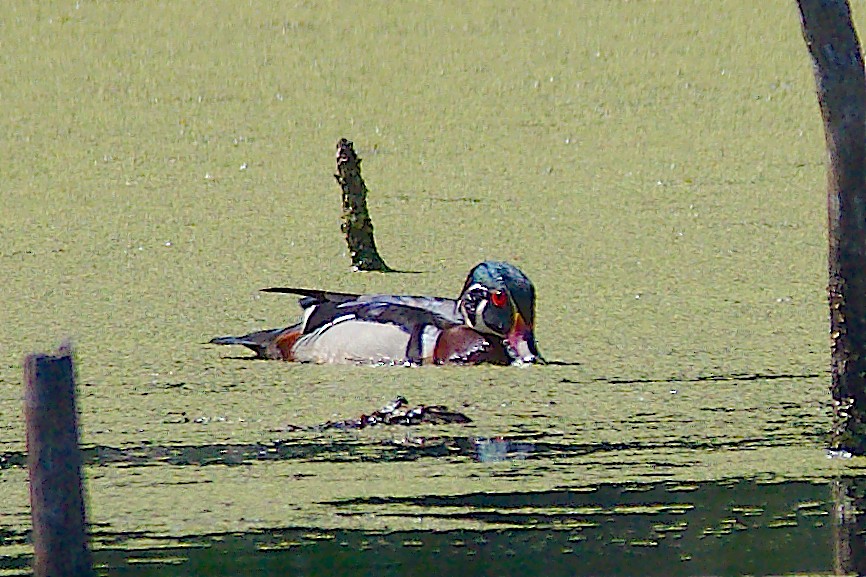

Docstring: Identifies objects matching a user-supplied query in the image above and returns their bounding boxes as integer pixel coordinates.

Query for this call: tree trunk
[798,0,866,452]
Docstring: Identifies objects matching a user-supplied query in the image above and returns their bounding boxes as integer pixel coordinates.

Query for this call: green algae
[0,0,856,571]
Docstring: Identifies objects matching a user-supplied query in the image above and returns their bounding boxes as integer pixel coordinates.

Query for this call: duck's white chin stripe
[471,301,494,333]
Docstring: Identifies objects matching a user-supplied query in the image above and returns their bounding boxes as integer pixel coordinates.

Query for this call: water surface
[0,1,856,575]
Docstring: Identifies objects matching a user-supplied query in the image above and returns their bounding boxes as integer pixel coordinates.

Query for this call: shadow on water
[0,375,833,576]
[0,478,852,576]
[582,372,827,386]
[832,477,866,575]
[0,431,820,471]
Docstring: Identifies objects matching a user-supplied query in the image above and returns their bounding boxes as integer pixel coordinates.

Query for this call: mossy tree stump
[334,138,393,272]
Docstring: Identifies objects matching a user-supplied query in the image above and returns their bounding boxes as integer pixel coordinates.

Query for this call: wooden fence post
[23,343,94,577]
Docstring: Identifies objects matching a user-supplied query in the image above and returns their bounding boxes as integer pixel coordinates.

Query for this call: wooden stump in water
[334,138,393,272]
[23,343,94,577]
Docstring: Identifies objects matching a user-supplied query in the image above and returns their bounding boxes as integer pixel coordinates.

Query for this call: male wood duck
[209,261,543,366]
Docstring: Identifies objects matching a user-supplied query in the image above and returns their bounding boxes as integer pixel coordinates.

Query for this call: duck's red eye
[490,290,507,308]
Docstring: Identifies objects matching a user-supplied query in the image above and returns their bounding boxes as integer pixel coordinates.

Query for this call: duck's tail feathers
[209,327,294,360]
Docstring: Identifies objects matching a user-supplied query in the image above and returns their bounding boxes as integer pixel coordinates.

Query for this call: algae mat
[0,0,852,573]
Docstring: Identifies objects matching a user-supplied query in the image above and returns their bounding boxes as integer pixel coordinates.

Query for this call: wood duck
[209,261,543,366]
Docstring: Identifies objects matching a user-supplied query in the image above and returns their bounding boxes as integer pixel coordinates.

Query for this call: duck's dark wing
[260,287,362,308]
[261,287,464,325]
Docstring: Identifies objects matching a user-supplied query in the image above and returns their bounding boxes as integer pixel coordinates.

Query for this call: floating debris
[281,396,472,432]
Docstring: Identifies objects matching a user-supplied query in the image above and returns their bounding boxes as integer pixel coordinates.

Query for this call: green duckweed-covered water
[0,1,855,574]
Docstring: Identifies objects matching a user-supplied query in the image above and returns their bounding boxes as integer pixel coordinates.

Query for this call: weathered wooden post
[23,343,94,577]
[334,138,393,272]
[798,0,866,453]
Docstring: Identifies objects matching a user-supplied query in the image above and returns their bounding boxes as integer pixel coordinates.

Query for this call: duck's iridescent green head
[458,261,543,365]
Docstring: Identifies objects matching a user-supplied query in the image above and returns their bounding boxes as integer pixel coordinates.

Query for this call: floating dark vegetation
[281,396,472,432]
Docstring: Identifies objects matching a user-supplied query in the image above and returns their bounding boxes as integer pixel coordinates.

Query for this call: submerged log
[334,138,393,272]
[798,1,866,453]
[23,343,94,577]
